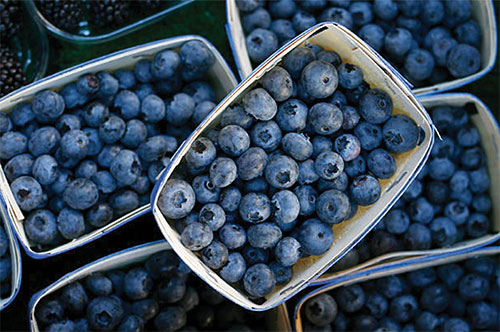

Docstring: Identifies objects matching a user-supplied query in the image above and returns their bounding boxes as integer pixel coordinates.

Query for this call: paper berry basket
[28,240,291,332]
[151,22,434,311]
[0,211,22,311]
[226,0,497,95]
[293,245,500,332]
[0,36,237,259]
[312,93,500,286]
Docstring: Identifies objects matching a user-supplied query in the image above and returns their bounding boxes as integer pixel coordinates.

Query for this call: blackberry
[36,0,83,31]
[0,47,26,97]
[135,0,162,11]
[0,0,22,41]
[90,0,130,28]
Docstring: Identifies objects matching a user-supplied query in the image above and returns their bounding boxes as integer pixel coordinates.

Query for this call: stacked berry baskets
[29,241,290,332]
[314,93,500,285]
[0,36,237,258]
[226,0,497,94]
[294,246,500,332]
[151,23,434,310]
[0,213,22,310]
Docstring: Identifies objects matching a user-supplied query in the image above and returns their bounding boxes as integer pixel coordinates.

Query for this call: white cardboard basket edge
[313,92,500,285]
[28,240,291,332]
[0,35,238,259]
[293,245,500,332]
[0,211,22,311]
[151,22,435,311]
[225,0,497,96]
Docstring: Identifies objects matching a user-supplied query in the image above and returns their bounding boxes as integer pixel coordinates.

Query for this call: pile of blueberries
[157,43,420,299]
[35,249,267,331]
[0,224,12,298]
[329,103,492,273]
[238,0,482,86]
[302,255,500,331]
[0,40,218,251]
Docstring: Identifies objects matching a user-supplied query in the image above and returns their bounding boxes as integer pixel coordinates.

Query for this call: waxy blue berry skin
[262,66,293,102]
[239,192,272,224]
[24,209,58,245]
[382,115,420,153]
[298,219,334,256]
[250,120,282,152]
[63,178,99,210]
[243,264,276,298]
[308,102,343,135]
[300,60,338,99]
[350,174,381,206]
[32,90,65,123]
[315,151,344,181]
[274,237,302,267]
[243,88,278,121]
[316,189,350,225]
[10,176,45,212]
[57,208,85,240]
[218,125,250,157]
[220,252,247,283]
[158,179,196,220]
[276,99,308,132]
[181,222,213,251]
[265,154,299,189]
[247,222,282,249]
[246,29,279,63]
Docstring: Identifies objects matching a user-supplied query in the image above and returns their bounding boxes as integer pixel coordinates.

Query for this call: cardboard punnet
[0,36,238,259]
[151,22,434,311]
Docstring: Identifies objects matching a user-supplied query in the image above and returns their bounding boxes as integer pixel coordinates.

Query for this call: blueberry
[8,102,34,127]
[367,148,396,179]
[99,115,126,144]
[336,284,365,312]
[24,209,58,245]
[36,299,64,325]
[384,28,413,60]
[56,208,85,240]
[110,149,141,186]
[10,176,45,212]
[383,114,419,153]
[61,282,88,315]
[85,272,113,297]
[334,133,361,162]
[201,240,228,269]
[117,315,144,332]
[312,136,333,158]
[180,222,213,251]
[242,246,269,266]
[444,201,469,225]
[218,125,250,157]
[458,273,489,302]
[180,40,215,81]
[365,292,388,319]
[291,10,317,34]
[250,120,282,152]
[192,175,220,203]
[247,222,282,249]
[468,166,489,194]
[316,189,350,225]
[460,147,484,169]
[243,88,278,121]
[63,178,98,210]
[235,152,268,187]
[282,47,316,79]
[350,174,381,206]
[281,132,313,161]
[154,306,187,331]
[444,0,471,28]
[165,93,196,126]
[97,145,121,168]
[358,88,393,124]
[294,185,317,216]
[177,287,198,312]
[82,102,109,129]
[87,296,124,331]
[157,179,196,219]
[370,230,400,256]
[219,187,242,213]
[0,131,27,160]
[268,0,296,18]
[297,219,333,256]
[415,311,440,331]
[269,190,299,225]
[218,252,246,283]
[192,100,216,125]
[404,48,435,81]
[220,105,254,129]
[219,223,246,250]
[304,293,338,327]
[182,81,215,105]
[298,159,320,185]
[354,121,382,150]
[242,7,271,33]
[318,7,353,30]
[87,203,113,227]
[384,209,410,235]
[455,20,481,47]
[261,67,293,102]
[467,301,498,330]
[430,217,457,247]
[443,318,470,332]
[358,24,385,52]
[447,44,481,78]
[76,74,99,96]
[373,0,398,20]
[265,154,299,188]
[185,137,217,174]
[151,49,180,79]
[31,90,65,122]
[274,237,302,267]
[198,203,225,231]
[123,268,153,300]
[239,192,272,224]
[133,59,153,83]
[466,213,489,238]
[472,194,491,213]
[420,0,445,25]
[318,171,348,192]
[60,83,87,109]
[420,283,450,313]
[403,223,431,250]
[300,60,338,99]
[270,19,296,44]
[243,263,276,297]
